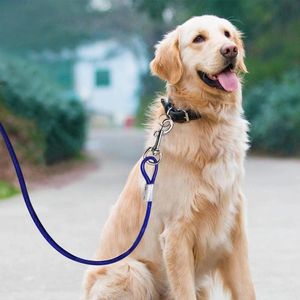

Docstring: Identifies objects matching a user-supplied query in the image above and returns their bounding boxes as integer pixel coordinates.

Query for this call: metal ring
[143,147,162,165]
[161,119,174,134]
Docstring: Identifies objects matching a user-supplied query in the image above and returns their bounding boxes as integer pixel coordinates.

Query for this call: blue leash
[0,122,158,265]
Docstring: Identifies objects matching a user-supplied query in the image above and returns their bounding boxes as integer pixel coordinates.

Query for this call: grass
[0,181,19,200]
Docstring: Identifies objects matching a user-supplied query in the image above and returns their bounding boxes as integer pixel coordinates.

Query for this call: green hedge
[0,54,86,164]
[244,70,300,156]
[0,181,19,199]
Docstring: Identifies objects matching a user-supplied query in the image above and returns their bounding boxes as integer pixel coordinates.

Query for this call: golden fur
[83,15,256,300]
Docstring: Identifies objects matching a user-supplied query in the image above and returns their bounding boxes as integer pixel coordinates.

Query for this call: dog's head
[151,15,247,96]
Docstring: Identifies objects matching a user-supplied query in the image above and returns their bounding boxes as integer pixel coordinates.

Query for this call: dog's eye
[193,35,205,43]
[224,30,231,38]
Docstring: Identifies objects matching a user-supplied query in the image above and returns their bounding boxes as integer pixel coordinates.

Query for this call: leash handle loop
[140,156,158,184]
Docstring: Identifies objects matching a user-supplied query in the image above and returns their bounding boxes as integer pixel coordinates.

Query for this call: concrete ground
[0,128,300,300]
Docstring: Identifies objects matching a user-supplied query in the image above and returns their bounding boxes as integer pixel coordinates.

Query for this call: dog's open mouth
[197,64,238,92]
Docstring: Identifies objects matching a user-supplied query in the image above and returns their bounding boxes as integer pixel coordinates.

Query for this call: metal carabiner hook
[143,116,174,166]
[152,128,164,154]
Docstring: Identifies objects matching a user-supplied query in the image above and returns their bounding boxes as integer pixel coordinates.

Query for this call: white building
[74,40,146,125]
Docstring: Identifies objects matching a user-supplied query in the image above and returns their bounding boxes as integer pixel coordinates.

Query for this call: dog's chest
[155,127,244,213]
[155,153,241,248]
[153,120,246,254]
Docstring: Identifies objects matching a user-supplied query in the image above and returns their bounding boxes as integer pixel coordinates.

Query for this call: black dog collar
[161,98,201,123]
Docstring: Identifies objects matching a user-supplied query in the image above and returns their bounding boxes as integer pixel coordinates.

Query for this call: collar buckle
[166,107,172,119]
[161,98,201,123]
[182,110,190,122]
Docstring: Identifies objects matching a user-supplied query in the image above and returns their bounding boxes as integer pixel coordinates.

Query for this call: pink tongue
[217,70,238,92]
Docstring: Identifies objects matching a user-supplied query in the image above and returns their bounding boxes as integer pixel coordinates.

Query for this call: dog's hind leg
[83,259,159,300]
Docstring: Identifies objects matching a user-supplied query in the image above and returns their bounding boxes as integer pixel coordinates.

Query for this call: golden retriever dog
[83,15,256,300]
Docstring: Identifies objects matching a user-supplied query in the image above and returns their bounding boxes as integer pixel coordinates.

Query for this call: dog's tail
[83,258,159,300]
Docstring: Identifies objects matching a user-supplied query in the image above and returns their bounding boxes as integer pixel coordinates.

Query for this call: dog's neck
[166,83,243,122]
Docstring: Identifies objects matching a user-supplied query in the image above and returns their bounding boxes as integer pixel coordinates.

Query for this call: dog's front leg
[218,201,256,300]
[161,223,197,300]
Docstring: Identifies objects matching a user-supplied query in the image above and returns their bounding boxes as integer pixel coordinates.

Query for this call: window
[95,68,111,87]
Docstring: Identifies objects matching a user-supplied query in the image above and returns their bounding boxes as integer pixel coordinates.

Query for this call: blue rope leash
[0,122,158,265]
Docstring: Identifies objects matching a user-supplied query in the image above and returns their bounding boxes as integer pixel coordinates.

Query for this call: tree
[0,0,146,52]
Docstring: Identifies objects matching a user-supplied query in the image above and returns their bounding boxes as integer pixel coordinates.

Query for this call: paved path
[0,129,300,300]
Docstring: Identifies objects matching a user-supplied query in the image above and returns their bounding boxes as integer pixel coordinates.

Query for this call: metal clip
[143,116,174,165]
[152,127,164,155]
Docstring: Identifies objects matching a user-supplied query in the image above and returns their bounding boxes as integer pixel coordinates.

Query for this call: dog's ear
[150,29,183,84]
[235,30,248,73]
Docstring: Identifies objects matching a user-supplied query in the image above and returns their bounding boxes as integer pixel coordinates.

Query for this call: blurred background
[0,1,299,299]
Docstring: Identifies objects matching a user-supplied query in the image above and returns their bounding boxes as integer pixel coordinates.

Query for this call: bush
[244,70,300,155]
[0,53,86,164]
[0,104,45,186]
[0,181,18,200]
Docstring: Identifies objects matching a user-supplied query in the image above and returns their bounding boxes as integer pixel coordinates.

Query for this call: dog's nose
[220,44,238,59]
